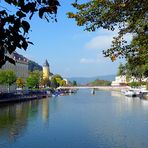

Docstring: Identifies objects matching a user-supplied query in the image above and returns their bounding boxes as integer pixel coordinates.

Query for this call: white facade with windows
[0,52,28,92]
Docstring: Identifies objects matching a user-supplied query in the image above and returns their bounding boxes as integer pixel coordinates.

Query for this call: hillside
[28,60,42,71]
[87,79,111,86]
[67,75,115,85]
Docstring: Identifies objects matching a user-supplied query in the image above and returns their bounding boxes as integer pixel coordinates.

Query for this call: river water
[0,89,148,148]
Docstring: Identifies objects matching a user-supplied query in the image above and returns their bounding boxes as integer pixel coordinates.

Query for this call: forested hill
[87,79,111,86]
[68,75,115,85]
[28,60,42,71]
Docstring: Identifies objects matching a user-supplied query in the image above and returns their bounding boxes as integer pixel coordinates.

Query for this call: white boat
[121,89,128,94]
[121,87,148,98]
[124,89,137,97]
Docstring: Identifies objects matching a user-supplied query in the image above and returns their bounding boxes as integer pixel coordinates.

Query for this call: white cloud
[80,54,109,64]
[85,35,113,50]
[85,31,132,51]
[80,58,97,64]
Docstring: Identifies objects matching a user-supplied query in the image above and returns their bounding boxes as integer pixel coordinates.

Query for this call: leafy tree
[0,70,16,92]
[60,80,67,86]
[117,57,148,84]
[52,74,63,80]
[129,81,141,88]
[68,0,148,61]
[125,58,144,82]
[117,63,126,76]
[26,71,40,89]
[50,77,58,88]
[72,80,77,86]
[51,74,64,87]
[16,77,25,88]
[0,0,60,67]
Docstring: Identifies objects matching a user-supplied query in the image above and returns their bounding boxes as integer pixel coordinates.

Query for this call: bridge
[57,86,127,91]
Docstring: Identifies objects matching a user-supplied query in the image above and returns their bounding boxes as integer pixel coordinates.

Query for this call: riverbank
[0,91,49,104]
[95,86,129,91]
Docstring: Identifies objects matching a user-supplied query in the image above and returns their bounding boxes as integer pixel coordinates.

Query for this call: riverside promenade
[0,91,48,104]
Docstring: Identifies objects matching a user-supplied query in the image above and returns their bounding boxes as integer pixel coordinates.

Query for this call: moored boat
[121,87,148,98]
[124,89,137,97]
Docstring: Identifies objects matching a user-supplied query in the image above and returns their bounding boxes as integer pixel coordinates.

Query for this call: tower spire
[43,59,49,67]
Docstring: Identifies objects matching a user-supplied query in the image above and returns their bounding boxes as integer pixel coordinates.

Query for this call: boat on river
[124,89,137,97]
[121,88,148,98]
[91,88,95,95]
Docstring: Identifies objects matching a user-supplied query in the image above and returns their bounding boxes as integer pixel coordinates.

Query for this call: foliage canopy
[26,71,40,89]
[0,0,60,67]
[0,70,16,92]
[68,0,148,61]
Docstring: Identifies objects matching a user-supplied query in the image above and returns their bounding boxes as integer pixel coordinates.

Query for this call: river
[0,89,148,148]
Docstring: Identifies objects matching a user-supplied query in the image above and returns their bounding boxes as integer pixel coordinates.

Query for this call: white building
[111,75,127,86]
[111,75,148,86]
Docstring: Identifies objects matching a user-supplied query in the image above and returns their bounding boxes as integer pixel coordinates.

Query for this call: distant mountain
[28,60,42,71]
[67,75,116,85]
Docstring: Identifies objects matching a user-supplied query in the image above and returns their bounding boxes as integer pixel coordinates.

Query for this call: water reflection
[0,90,148,148]
[111,90,148,108]
[0,98,50,142]
[42,99,49,122]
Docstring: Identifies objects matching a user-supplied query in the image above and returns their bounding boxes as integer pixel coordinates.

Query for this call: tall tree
[125,57,146,82]
[26,71,40,89]
[0,70,16,92]
[117,63,126,76]
[68,0,148,61]
[72,80,77,86]
[117,57,148,83]
[0,0,60,67]
[50,77,58,88]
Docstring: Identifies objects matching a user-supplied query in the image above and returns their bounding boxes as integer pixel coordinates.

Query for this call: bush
[129,82,141,87]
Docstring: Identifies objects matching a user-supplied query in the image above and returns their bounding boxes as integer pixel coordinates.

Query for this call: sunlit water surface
[0,89,148,148]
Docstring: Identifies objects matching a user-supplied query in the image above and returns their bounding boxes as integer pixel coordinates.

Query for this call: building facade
[111,75,127,86]
[0,52,28,92]
[111,75,148,86]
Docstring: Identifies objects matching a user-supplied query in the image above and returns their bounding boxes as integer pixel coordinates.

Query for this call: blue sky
[15,0,128,78]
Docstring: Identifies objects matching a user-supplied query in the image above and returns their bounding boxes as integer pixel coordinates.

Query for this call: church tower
[43,60,50,80]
